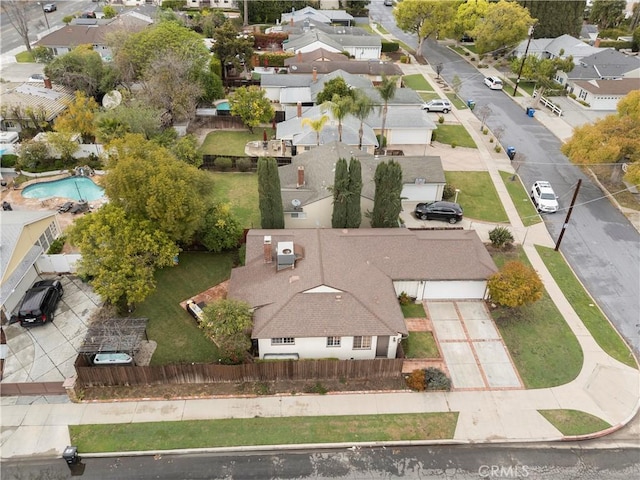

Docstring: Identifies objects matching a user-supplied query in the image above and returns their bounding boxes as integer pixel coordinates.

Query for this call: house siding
[258,334,400,360]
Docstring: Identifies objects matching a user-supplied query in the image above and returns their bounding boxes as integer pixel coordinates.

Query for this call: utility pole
[513,24,535,97]
[555,179,581,251]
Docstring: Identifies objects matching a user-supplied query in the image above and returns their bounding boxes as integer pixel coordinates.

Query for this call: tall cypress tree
[257,156,284,229]
[345,157,362,228]
[371,160,403,228]
[331,157,349,228]
[371,162,387,228]
[518,0,585,38]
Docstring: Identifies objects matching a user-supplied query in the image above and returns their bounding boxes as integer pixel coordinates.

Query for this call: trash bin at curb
[507,146,516,161]
[526,107,535,117]
[63,446,80,466]
[467,100,476,110]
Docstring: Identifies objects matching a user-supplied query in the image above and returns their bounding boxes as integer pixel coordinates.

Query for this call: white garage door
[402,184,439,202]
[422,281,487,300]
[391,129,429,145]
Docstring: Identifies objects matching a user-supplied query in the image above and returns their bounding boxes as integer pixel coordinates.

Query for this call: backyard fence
[74,356,404,387]
[36,254,81,274]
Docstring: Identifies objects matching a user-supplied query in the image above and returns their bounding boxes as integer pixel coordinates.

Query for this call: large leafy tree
[45,44,117,97]
[1,1,32,52]
[518,1,585,38]
[509,54,574,100]
[346,158,363,228]
[487,261,543,308]
[246,0,316,24]
[371,160,403,228]
[562,91,640,185]
[471,0,536,55]
[453,0,489,40]
[105,134,212,243]
[196,202,243,253]
[201,299,253,364]
[229,86,274,133]
[351,91,375,150]
[316,77,354,104]
[53,91,99,143]
[331,158,350,228]
[211,21,254,79]
[375,75,397,147]
[96,99,163,143]
[257,157,285,229]
[589,0,627,29]
[67,204,179,310]
[394,0,458,55]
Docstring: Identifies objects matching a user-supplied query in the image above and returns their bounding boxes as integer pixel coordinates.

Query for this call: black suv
[414,201,463,224]
[13,280,63,327]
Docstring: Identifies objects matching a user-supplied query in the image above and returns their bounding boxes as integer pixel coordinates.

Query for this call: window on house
[5,121,16,128]
[353,336,371,350]
[327,336,341,347]
[290,212,307,219]
[271,337,295,345]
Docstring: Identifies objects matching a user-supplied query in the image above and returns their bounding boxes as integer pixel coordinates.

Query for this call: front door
[376,336,389,358]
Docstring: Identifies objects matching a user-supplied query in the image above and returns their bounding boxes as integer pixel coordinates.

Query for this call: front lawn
[208,172,260,229]
[490,247,583,388]
[135,252,234,365]
[433,124,476,148]
[499,171,542,227]
[401,303,426,318]
[445,93,468,110]
[69,412,459,452]
[538,410,611,436]
[402,74,433,91]
[199,128,276,157]
[535,246,637,368]
[15,51,34,62]
[402,332,440,358]
[444,171,508,223]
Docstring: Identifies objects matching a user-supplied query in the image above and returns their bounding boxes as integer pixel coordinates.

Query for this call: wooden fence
[74,356,404,388]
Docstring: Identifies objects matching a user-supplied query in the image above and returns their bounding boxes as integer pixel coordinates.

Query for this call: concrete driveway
[1,276,101,384]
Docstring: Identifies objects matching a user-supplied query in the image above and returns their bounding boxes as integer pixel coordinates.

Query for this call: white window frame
[271,337,295,345]
[353,336,371,350]
[327,336,341,347]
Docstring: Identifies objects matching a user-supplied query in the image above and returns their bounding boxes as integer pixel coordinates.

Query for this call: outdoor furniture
[58,201,74,213]
[69,201,89,214]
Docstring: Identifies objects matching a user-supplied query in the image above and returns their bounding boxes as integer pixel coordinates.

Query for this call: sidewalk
[1,40,639,462]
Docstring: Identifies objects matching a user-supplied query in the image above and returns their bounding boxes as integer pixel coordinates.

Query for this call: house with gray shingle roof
[278,142,445,228]
[571,78,639,110]
[228,228,496,360]
[281,6,354,27]
[283,29,381,60]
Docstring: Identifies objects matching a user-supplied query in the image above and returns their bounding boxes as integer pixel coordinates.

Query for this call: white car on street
[484,76,503,90]
[530,181,559,213]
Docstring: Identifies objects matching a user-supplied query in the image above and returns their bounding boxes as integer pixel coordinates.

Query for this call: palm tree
[322,94,353,142]
[375,75,397,149]
[301,115,329,146]
[350,91,375,151]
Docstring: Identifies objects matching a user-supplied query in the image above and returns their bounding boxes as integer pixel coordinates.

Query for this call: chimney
[289,17,293,27]
[594,37,601,47]
[297,101,302,118]
[312,67,317,83]
[264,236,272,263]
[297,51,302,62]
[43,77,52,89]
[297,166,305,187]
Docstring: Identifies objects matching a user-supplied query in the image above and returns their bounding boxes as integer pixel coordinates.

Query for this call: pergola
[78,318,148,356]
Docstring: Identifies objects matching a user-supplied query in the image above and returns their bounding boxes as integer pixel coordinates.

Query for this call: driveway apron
[425,300,523,390]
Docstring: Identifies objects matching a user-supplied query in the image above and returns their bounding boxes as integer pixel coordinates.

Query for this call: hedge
[598,40,633,50]
[252,52,295,67]
[381,41,400,53]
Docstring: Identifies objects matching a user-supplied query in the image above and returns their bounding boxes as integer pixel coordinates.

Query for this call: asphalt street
[369,2,640,355]
[2,444,639,479]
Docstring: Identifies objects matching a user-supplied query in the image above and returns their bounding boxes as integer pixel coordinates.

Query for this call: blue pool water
[22,176,105,201]
[216,101,230,111]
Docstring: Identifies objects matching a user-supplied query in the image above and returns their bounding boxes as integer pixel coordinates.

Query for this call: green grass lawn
[402,332,440,358]
[69,413,459,452]
[135,252,235,365]
[208,172,260,229]
[444,172,508,223]
[538,410,611,436]
[420,92,441,102]
[199,129,276,157]
[535,246,637,368]
[15,51,34,62]
[508,78,536,96]
[445,93,468,110]
[433,124,477,149]
[499,171,542,227]
[401,303,426,318]
[490,247,583,388]
[402,74,433,91]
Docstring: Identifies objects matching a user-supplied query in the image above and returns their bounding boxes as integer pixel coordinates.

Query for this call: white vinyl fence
[36,254,81,274]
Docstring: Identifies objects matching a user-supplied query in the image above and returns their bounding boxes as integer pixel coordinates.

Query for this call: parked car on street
[421,99,452,113]
[530,181,559,213]
[484,76,503,90]
[384,0,394,6]
[414,201,463,224]
[43,3,56,12]
[13,279,63,327]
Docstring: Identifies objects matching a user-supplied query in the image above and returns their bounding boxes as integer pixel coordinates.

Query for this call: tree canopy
[257,156,285,229]
[471,0,536,55]
[561,91,640,185]
[487,261,543,308]
[589,0,627,29]
[229,86,274,133]
[371,160,403,228]
[394,0,458,54]
[67,203,179,310]
[196,202,243,253]
[453,0,490,40]
[316,77,355,104]
[345,158,363,228]
[331,157,350,228]
[201,299,253,364]
[509,54,574,97]
[96,99,164,143]
[53,91,99,143]
[518,1,585,39]
[1,1,33,52]
[211,21,254,79]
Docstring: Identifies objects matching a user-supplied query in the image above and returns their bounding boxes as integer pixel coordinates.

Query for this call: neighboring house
[228,228,496,361]
[36,10,153,60]
[283,29,381,60]
[571,78,640,110]
[281,6,354,27]
[0,82,75,133]
[580,24,599,45]
[285,49,402,81]
[278,142,446,228]
[558,48,640,87]
[513,35,602,63]
[0,211,61,321]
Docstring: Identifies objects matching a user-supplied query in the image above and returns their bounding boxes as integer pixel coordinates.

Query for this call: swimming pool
[216,100,230,111]
[22,176,105,201]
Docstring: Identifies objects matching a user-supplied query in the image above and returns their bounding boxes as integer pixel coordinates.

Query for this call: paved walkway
[1,39,639,461]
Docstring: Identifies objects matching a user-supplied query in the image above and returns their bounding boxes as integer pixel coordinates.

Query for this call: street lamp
[454,189,460,203]
[38,3,51,30]
[512,24,535,97]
